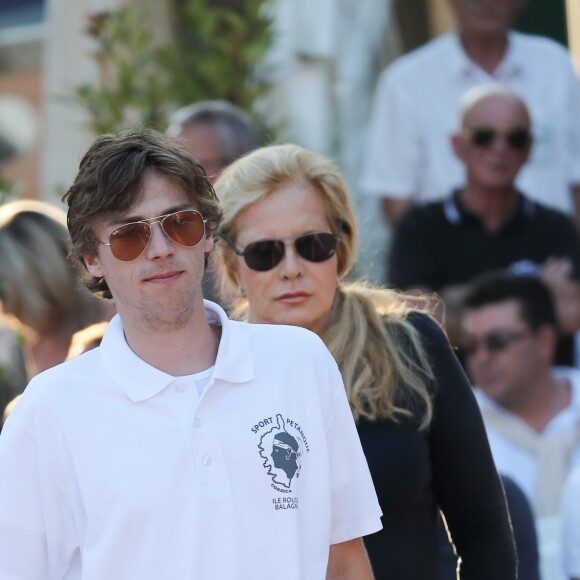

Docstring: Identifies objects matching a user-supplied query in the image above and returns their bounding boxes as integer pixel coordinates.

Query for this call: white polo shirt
[360,31,580,214]
[0,301,381,580]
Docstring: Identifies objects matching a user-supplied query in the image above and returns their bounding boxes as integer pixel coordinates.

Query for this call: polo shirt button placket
[202,455,212,466]
[193,417,202,428]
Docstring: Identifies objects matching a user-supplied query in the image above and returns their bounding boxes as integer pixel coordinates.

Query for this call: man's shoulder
[6,351,102,423]
[380,33,455,81]
[397,198,449,229]
[527,199,576,228]
[32,350,99,387]
[555,367,580,403]
[511,30,572,61]
[232,320,329,356]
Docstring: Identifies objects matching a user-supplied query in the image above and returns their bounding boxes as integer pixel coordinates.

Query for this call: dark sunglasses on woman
[219,223,342,272]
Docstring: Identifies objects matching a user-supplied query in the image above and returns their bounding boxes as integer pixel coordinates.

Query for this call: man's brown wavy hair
[63,128,222,299]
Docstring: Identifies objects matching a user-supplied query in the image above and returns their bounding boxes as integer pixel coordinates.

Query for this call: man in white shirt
[0,129,381,579]
[562,465,580,580]
[361,0,580,227]
[461,271,580,518]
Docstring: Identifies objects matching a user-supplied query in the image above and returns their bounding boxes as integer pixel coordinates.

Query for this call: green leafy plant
[71,0,274,135]
[162,0,274,112]
[0,172,17,203]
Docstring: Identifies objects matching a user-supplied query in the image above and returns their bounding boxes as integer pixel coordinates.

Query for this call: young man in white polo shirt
[0,129,381,579]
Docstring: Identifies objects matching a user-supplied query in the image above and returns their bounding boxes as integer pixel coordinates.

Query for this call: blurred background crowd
[1,1,580,579]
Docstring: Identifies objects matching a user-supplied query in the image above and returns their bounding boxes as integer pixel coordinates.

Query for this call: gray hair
[167,100,260,161]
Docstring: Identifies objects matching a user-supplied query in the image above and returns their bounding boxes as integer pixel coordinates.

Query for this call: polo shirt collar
[444,190,536,226]
[99,300,254,402]
[450,30,524,80]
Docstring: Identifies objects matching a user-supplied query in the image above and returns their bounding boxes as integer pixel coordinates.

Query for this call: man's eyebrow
[105,203,193,227]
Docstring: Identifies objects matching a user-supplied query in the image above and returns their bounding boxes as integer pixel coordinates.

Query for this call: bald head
[459,84,530,131]
[452,84,532,190]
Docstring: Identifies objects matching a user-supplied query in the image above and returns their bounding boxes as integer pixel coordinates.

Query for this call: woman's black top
[357,312,516,579]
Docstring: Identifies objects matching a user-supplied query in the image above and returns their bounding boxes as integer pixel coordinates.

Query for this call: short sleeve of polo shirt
[323,362,383,544]
[0,390,79,579]
[562,466,580,578]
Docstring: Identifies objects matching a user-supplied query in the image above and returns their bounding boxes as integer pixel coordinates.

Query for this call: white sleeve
[562,466,580,577]
[563,60,580,185]
[359,66,423,200]
[325,366,382,544]
[0,416,78,579]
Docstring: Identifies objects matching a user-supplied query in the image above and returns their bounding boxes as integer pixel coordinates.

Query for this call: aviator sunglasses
[464,125,531,151]
[219,223,342,272]
[100,209,207,261]
[461,329,532,357]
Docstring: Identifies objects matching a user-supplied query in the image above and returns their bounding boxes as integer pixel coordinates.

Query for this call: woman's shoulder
[384,308,447,348]
[404,310,445,339]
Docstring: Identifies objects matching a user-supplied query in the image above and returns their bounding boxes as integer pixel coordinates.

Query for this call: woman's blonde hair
[0,200,104,337]
[215,144,436,428]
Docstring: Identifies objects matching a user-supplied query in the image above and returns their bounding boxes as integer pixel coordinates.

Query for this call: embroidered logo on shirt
[251,413,309,500]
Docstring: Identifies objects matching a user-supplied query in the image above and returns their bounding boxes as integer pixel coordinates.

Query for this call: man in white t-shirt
[461,271,580,518]
[0,129,381,579]
[361,0,580,228]
[562,465,580,579]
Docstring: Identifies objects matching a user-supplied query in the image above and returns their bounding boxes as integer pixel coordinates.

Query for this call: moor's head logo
[258,414,303,489]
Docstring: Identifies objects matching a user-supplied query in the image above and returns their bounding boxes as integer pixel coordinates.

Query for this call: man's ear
[451,133,467,162]
[204,233,214,254]
[536,324,557,362]
[522,136,533,164]
[83,253,104,278]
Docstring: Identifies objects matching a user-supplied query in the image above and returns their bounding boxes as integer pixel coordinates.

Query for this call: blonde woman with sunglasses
[214,143,517,580]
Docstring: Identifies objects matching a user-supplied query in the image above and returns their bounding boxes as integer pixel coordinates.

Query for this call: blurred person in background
[462,271,580,580]
[0,200,110,403]
[214,143,517,579]
[166,100,260,184]
[361,0,580,229]
[462,272,580,517]
[167,99,261,303]
[388,84,580,355]
[562,464,580,580]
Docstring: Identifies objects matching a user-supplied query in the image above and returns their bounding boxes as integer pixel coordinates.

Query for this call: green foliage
[72,9,171,134]
[71,1,274,136]
[161,0,274,112]
[0,172,17,203]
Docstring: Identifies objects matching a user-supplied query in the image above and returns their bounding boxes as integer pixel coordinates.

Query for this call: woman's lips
[276,291,311,303]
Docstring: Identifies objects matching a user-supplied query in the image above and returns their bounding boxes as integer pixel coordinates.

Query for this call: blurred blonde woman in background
[214,144,516,580]
[0,200,109,405]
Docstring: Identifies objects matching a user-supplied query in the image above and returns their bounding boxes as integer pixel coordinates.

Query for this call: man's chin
[478,381,504,399]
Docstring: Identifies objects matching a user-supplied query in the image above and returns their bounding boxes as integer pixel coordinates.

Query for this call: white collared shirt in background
[361,31,580,215]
